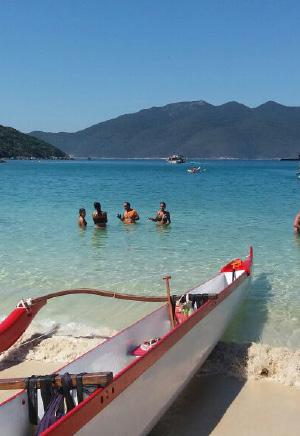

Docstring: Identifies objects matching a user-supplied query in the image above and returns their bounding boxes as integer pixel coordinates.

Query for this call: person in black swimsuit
[148,202,171,225]
[93,202,108,227]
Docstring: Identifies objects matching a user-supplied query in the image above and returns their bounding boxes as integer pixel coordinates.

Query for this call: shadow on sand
[150,273,272,436]
[0,325,60,371]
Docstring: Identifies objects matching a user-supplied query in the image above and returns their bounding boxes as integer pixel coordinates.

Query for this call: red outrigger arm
[0,247,253,355]
[0,290,166,354]
[0,300,46,353]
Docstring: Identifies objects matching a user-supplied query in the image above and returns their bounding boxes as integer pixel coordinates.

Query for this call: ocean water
[0,159,300,351]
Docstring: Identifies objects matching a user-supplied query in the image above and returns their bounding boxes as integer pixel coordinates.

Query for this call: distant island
[30,100,300,159]
[0,125,68,159]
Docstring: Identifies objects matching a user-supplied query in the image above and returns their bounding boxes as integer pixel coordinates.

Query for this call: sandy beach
[1,360,299,435]
[0,335,299,435]
[151,374,300,436]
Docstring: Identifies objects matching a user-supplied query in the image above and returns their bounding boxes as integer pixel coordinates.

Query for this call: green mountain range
[0,125,67,159]
[29,100,300,158]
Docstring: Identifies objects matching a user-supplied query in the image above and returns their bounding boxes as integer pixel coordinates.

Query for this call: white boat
[166,154,186,164]
[0,248,253,435]
[187,166,202,173]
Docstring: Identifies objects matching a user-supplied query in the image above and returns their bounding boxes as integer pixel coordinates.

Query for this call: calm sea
[0,159,299,349]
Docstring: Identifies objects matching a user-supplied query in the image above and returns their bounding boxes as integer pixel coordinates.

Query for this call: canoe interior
[0,269,245,435]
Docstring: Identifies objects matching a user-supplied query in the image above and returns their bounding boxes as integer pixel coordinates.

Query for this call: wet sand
[0,334,299,434]
[150,374,300,436]
[0,360,299,435]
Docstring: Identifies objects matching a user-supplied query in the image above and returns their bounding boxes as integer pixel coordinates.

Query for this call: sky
[1,0,300,132]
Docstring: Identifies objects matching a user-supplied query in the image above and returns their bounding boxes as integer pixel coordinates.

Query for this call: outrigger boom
[0,248,252,355]
[0,248,253,436]
[0,288,169,354]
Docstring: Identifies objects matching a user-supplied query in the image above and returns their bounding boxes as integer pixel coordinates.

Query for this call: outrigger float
[0,248,253,435]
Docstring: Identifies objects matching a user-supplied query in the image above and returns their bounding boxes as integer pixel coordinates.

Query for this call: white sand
[151,375,300,436]
[1,334,300,435]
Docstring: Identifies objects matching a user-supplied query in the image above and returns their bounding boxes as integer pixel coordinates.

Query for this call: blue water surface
[0,160,299,348]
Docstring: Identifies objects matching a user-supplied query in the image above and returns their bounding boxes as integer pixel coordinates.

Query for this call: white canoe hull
[0,252,252,436]
[77,278,249,436]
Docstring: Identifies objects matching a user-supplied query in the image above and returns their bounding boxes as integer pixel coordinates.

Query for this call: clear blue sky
[1,0,300,132]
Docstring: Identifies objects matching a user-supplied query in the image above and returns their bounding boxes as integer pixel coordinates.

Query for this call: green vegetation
[0,125,68,159]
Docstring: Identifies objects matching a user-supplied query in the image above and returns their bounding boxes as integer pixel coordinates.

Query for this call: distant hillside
[31,100,300,158]
[0,125,67,159]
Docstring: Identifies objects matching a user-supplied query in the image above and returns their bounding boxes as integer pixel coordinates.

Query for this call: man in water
[293,211,300,233]
[78,208,87,228]
[148,202,171,225]
[117,202,139,224]
[93,202,108,227]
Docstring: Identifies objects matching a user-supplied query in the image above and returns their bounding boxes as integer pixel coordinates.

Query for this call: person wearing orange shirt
[117,202,139,224]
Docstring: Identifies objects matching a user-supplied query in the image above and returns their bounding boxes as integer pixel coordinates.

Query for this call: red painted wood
[0,301,46,353]
[42,250,253,435]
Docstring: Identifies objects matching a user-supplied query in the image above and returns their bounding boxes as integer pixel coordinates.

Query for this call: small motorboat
[187,166,202,173]
[0,248,253,435]
[166,154,186,164]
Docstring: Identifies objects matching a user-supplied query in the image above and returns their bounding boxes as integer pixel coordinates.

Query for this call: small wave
[0,320,117,366]
[201,341,300,388]
[1,324,300,388]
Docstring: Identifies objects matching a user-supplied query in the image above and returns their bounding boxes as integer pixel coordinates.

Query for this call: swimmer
[148,202,171,225]
[78,208,87,228]
[117,202,139,224]
[93,202,108,227]
[293,211,300,233]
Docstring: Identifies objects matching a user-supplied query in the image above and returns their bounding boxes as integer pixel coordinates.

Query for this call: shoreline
[150,374,300,436]
[0,332,299,433]
[0,359,299,434]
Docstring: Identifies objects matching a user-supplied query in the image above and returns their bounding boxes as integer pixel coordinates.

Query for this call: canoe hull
[0,251,252,436]
[65,275,250,436]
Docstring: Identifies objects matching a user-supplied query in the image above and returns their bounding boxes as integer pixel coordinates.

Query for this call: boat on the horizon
[280,153,300,161]
[166,154,187,164]
[0,248,253,435]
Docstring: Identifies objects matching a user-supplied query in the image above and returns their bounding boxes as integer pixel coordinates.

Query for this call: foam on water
[201,342,300,388]
[0,319,116,365]
[0,160,299,382]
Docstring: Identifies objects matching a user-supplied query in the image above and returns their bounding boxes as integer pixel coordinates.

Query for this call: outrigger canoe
[0,248,253,435]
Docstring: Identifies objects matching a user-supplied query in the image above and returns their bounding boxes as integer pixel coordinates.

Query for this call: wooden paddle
[0,372,113,390]
[163,276,176,328]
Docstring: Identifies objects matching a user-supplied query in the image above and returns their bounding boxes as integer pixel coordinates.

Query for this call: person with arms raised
[117,202,139,224]
[148,202,171,225]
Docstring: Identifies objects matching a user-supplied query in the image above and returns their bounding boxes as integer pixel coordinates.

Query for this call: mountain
[30,100,300,158]
[0,125,67,159]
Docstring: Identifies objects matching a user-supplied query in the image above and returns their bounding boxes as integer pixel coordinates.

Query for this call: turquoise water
[0,160,299,349]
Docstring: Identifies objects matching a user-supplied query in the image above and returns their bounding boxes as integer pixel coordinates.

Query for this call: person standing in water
[117,202,139,224]
[148,202,171,225]
[93,202,108,227]
[78,208,87,228]
[293,211,300,233]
